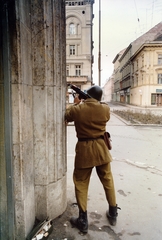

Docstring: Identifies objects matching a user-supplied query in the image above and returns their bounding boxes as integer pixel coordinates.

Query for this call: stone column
[31,0,67,220]
[0,0,66,239]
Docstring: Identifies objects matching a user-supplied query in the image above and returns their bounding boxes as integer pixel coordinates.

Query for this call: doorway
[157,94,162,106]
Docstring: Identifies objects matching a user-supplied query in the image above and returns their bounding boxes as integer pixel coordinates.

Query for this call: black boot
[106,205,120,226]
[70,210,88,233]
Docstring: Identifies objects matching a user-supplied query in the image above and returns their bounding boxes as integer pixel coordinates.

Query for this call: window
[158,54,162,65]
[75,65,81,76]
[69,23,75,35]
[158,74,162,84]
[66,65,69,76]
[142,55,144,67]
[136,76,138,86]
[70,45,75,55]
[142,74,143,84]
[151,94,156,105]
[132,63,134,73]
[66,1,84,6]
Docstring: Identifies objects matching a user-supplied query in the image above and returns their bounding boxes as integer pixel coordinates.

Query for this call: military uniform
[65,98,116,212]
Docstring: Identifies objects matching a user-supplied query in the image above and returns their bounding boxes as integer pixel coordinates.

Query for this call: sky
[92,0,162,86]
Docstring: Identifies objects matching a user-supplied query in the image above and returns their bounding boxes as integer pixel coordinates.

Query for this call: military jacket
[65,98,112,168]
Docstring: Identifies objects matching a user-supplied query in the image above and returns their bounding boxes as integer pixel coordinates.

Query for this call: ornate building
[65,0,94,103]
[113,22,162,107]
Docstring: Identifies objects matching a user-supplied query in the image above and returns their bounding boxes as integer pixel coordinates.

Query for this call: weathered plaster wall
[31,0,67,220]
[0,0,66,239]
[10,1,35,238]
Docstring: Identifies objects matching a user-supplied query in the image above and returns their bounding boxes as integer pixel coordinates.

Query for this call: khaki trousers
[73,163,116,212]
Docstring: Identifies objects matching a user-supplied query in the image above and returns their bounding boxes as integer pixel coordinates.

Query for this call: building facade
[102,75,114,103]
[112,22,162,107]
[131,42,162,106]
[112,49,126,102]
[65,0,94,103]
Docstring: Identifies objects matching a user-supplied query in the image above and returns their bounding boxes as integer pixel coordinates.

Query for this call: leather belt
[78,136,104,142]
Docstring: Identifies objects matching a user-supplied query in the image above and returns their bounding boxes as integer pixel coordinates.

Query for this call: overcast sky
[92,0,162,86]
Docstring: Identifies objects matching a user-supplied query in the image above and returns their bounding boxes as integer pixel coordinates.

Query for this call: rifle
[68,84,90,100]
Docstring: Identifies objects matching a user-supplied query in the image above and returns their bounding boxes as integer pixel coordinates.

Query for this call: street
[50,103,162,240]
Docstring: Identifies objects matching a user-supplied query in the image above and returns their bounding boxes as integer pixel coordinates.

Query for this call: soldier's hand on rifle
[74,93,81,104]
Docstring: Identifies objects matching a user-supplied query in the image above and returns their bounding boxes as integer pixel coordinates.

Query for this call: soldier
[65,85,120,233]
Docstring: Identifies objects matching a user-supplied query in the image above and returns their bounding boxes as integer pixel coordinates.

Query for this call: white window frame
[151,93,156,105]
[75,65,81,76]
[70,45,75,55]
[158,54,162,65]
[158,73,162,84]
[69,23,76,35]
[66,65,69,76]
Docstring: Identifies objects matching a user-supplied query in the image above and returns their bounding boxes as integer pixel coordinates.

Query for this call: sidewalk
[48,103,162,240]
[110,101,162,116]
[49,114,123,240]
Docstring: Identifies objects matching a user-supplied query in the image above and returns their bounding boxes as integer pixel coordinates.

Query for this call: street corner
[48,201,122,240]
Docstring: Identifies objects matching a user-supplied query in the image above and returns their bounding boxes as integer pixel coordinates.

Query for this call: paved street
[50,103,162,240]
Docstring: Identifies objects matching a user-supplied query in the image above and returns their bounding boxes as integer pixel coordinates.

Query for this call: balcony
[120,78,131,90]
[66,76,88,84]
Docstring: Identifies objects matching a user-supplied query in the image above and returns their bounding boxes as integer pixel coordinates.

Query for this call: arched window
[69,23,75,34]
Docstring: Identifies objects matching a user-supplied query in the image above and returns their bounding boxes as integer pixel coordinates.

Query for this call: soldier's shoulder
[100,101,109,105]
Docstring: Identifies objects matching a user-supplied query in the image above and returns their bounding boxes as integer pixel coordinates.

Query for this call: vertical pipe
[98,0,101,86]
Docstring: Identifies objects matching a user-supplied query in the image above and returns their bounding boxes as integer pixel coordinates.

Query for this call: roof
[117,22,162,62]
[131,42,162,60]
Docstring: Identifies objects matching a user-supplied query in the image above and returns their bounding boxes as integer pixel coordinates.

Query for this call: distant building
[111,49,126,102]
[131,42,162,106]
[65,0,94,103]
[112,22,162,107]
[102,75,114,102]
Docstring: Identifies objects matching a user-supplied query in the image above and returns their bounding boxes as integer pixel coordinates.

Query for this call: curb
[111,112,162,127]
